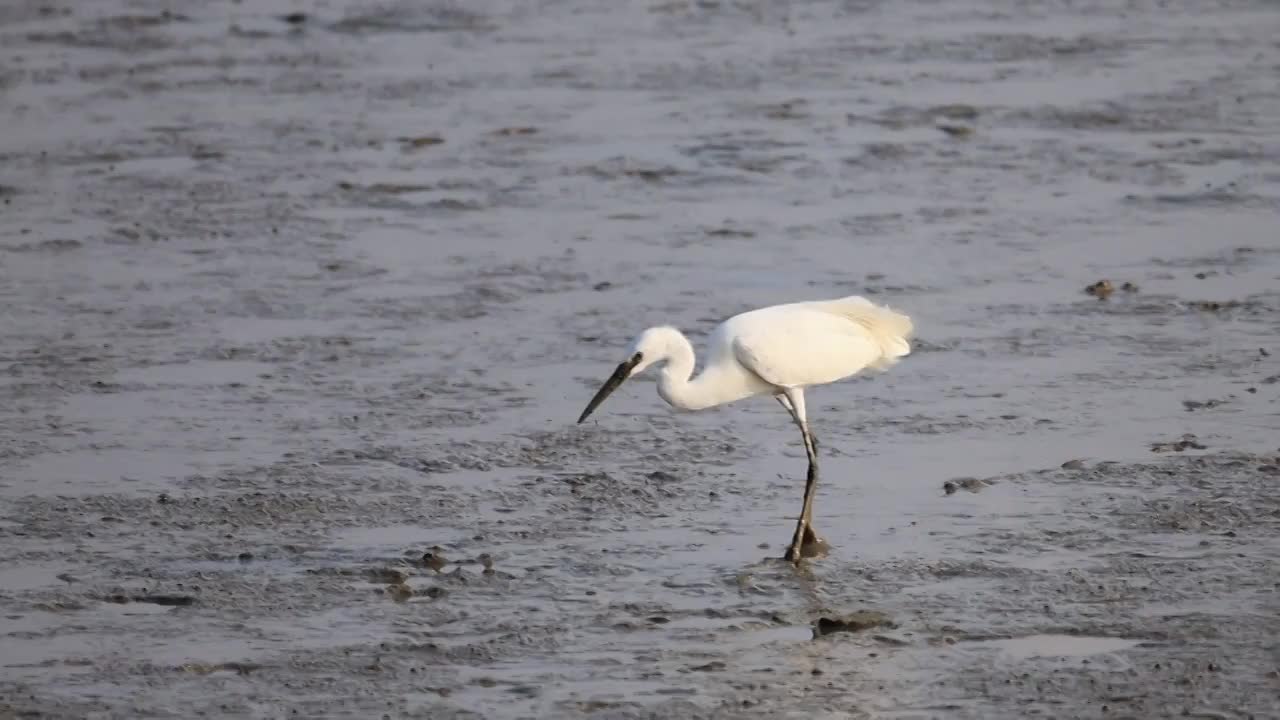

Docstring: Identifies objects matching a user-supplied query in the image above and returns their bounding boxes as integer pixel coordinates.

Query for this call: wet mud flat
[2,0,1279,717]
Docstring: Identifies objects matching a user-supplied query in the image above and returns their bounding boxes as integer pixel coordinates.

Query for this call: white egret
[577,295,914,563]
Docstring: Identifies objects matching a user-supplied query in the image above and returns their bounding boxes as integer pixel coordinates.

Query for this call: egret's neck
[656,332,721,411]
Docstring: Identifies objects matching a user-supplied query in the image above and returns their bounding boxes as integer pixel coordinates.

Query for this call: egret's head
[576,326,680,423]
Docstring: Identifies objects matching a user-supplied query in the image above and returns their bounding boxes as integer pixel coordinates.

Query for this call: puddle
[7,447,245,497]
[0,565,69,593]
[108,155,198,176]
[330,524,474,553]
[214,317,346,344]
[114,360,275,386]
[0,603,207,682]
[972,634,1143,660]
[349,225,468,270]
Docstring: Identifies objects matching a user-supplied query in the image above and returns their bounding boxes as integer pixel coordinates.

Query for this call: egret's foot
[800,526,829,558]
[783,541,803,563]
[784,524,828,563]
[783,526,806,563]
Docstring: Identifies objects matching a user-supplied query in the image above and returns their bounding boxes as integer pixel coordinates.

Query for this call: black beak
[577,354,642,424]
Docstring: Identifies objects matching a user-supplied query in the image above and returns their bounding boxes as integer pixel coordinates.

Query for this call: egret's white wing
[729,298,912,389]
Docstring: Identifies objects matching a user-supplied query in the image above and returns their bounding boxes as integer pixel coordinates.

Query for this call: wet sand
[2,0,1279,717]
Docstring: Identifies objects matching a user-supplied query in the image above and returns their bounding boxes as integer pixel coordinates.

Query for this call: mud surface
[2,0,1280,717]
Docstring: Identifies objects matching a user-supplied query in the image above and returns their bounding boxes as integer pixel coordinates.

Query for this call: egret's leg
[776,392,824,550]
[774,393,794,415]
[781,388,825,562]
[774,394,817,452]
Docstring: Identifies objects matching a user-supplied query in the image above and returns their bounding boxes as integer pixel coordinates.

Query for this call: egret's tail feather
[833,296,914,371]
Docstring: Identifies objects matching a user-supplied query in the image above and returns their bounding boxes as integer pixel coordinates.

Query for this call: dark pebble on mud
[1183,399,1228,411]
[652,688,696,696]
[1151,434,1208,453]
[814,610,894,636]
[130,594,196,607]
[704,226,756,238]
[647,470,678,482]
[371,182,433,194]
[872,634,911,646]
[1084,279,1115,299]
[422,551,447,572]
[933,103,980,120]
[368,568,409,585]
[1061,459,1086,470]
[1193,300,1241,312]
[237,552,253,563]
[937,124,974,138]
[592,281,613,291]
[943,477,991,495]
[688,661,726,672]
[492,127,538,136]
[281,12,308,24]
[399,136,444,149]
[507,685,541,697]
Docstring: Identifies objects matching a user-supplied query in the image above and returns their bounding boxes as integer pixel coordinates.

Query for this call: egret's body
[577,295,914,562]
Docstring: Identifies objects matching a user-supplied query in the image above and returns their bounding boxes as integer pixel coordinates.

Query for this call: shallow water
[2,0,1279,717]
